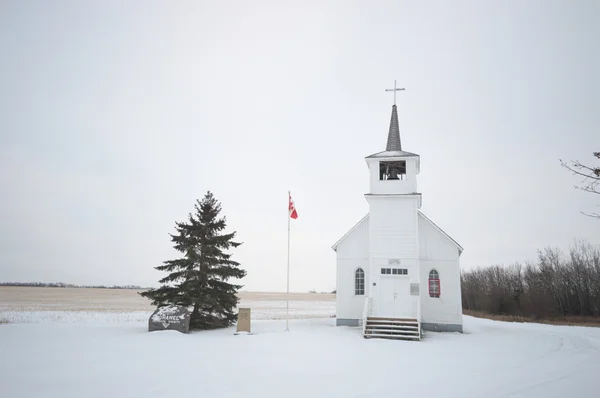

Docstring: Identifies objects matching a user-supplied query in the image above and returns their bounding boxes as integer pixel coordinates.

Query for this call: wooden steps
[364,317,421,341]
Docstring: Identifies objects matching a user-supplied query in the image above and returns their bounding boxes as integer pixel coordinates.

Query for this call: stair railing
[362,297,371,336]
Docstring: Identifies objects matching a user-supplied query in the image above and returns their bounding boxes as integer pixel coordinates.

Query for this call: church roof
[331,212,463,255]
[418,211,464,255]
[366,150,419,159]
[386,104,402,151]
[366,104,419,159]
[330,214,368,252]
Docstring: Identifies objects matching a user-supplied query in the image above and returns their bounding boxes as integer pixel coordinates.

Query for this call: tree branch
[560,152,600,218]
[560,159,600,182]
[581,205,600,219]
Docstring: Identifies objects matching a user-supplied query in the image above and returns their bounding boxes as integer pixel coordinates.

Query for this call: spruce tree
[140,191,246,330]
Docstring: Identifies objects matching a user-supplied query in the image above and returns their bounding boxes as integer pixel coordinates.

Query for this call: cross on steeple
[385,80,405,105]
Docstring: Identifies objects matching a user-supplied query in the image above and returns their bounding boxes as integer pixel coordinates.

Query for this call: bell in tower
[379,160,407,180]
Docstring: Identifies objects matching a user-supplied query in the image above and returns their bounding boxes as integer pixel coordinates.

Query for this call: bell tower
[365,103,421,201]
[364,84,422,319]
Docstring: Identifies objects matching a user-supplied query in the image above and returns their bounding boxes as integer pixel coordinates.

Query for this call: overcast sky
[1,0,598,292]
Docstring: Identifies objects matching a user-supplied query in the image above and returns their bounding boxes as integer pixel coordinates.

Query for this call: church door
[378,276,411,317]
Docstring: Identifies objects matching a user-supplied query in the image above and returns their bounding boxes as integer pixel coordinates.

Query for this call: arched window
[428,269,440,298]
[355,268,365,295]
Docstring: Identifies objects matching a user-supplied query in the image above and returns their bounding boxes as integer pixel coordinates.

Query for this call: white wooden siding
[335,216,369,320]
[365,195,421,319]
[418,213,462,325]
[367,197,418,259]
[420,260,463,325]
[418,212,460,261]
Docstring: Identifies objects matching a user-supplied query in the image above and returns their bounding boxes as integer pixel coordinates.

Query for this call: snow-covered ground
[1,313,599,398]
[0,287,336,319]
[0,299,335,324]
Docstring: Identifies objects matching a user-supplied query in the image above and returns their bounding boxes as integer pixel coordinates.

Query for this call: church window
[429,269,440,298]
[355,268,365,295]
[381,268,407,275]
[379,161,406,180]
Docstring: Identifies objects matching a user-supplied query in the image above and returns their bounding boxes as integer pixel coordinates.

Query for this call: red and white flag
[289,193,298,219]
[286,191,297,331]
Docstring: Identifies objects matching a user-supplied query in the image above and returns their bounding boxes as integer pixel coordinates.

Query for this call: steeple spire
[386,104,402,151]
[384,81,405,151]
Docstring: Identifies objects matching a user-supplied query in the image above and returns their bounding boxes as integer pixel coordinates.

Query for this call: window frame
[381,267,407,275]
[428,269,441,298]
[355,267,365,296]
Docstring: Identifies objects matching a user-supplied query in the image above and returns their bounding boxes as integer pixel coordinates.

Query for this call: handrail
[362,297,371,336]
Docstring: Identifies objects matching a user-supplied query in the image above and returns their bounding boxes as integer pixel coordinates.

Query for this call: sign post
[235,308,252,335]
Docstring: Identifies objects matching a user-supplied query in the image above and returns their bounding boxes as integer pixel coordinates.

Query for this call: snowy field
[1,288,600,397]
[0,287,336,321]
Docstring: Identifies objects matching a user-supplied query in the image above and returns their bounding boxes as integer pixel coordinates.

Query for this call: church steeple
[364,83,420,201]
[386,104,402,151]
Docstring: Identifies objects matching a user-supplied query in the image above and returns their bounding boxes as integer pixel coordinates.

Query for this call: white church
[331,100,464,340]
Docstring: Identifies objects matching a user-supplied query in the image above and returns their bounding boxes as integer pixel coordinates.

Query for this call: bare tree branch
[581,205,600,219]
[560,152,600,219]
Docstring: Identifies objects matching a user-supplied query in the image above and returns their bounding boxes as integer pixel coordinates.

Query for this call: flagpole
[286,190,291,332]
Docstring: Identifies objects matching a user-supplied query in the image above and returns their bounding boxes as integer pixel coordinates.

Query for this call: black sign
[148,305,191,333]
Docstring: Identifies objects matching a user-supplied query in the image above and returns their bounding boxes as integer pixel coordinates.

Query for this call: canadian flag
[289,193,298,219]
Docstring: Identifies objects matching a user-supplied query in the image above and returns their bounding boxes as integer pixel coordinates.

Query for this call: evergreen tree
[140,191,246,330]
